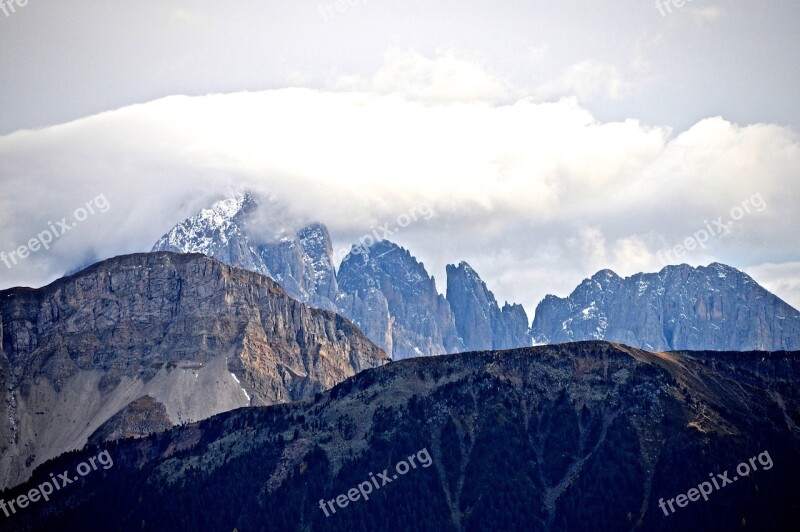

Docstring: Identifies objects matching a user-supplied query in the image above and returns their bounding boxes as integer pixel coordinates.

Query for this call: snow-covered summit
[152,191,338,310]
[152,192,268,276]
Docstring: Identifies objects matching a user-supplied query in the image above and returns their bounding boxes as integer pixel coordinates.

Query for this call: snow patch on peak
[581,301,598,318]
[212,192,248,218]
[152,192,251,255]
[458,261,476,274]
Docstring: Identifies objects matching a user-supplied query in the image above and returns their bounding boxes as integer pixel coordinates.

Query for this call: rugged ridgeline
[152,193,340,312]
[151,192,270,278]
[0,252,388,489]
[532,263,800,351]
[152,192,533,359]
[5,342,799,531]
[337,241,465,359]
[446,261,531,350]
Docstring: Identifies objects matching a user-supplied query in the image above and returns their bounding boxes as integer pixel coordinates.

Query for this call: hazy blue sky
[1,0,799,314]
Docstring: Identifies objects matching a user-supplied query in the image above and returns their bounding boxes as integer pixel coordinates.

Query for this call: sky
[1,0,799,317]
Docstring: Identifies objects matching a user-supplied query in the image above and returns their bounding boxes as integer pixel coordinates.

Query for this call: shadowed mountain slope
[5,341,799,531]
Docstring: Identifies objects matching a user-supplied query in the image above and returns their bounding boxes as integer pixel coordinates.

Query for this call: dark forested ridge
[3,342,800,531]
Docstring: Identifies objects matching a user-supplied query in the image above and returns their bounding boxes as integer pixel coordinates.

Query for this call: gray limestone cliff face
[531,263,800,351]
[337,241,465,359]
[257,222,340,311]
[0,252,387,489]
[335,287,394,355]
[498,302,532,349]
[445,261,531,351]
[298,223,340,305]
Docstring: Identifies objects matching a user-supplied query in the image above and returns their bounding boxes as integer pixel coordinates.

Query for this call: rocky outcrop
[446,261,531,350]
[10,342,800,531]
[256,222,340,311]
[531,263,800,351]
[0,252,387,489]
[337,241,465,359]
[298,223,340,305]
[86,395,173,446]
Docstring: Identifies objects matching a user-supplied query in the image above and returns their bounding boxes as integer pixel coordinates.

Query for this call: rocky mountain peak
[337,240,464,359]
[446,261,531,351]
[152,191,268,276]
[532,263,800,351]
[591,268,622,283]
[339,240,433,295]
[153,191,339,311]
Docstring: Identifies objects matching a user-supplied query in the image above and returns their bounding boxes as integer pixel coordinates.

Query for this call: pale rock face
[298,223,340,305]
[499,302,532,348]
[339,240,464,360]
[531,263,800,351]
[257,222,340,312]
[337,240,465,360]
[0,252,387,489]
[335,287,394,355]
[446,261,531,351]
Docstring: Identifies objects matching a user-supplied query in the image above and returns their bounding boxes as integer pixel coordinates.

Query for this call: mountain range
[532,263,800,351]
[152,192,534,359]
[0,190,798,531]
[153,192,800,355]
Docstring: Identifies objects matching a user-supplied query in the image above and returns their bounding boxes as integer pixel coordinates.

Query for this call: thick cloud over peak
[0,54,798,312]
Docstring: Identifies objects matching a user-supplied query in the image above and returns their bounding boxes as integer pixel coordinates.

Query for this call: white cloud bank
[0,51,798,314]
